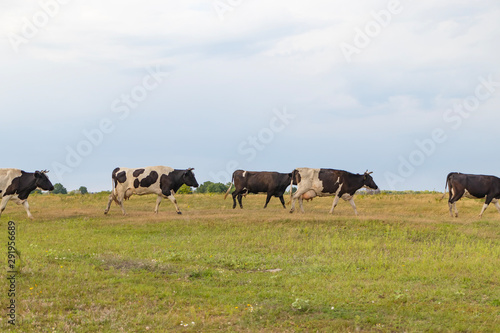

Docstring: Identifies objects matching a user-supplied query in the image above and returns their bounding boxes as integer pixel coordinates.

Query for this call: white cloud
[0,0,499,191]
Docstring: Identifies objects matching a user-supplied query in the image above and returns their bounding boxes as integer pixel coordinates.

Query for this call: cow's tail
[110,167,119,199]
[440,173,452,201]
[224,174,234,200]
[288,169,298,205]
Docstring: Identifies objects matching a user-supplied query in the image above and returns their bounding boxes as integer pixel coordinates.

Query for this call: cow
[444,172,500,218]
[289,168,378,215]
[104,166,199,215]
[224,170,292,209]
[0,169,54,219]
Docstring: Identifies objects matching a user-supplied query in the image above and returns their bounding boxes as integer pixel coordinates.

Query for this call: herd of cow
[2,166,500,219]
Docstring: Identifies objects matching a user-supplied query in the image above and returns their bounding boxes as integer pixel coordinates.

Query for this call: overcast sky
[1,0,499,192]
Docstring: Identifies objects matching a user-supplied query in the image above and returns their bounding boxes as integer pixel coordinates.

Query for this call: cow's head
[183,168,199,188]
[363,171,378,190]
[35,170,55,191]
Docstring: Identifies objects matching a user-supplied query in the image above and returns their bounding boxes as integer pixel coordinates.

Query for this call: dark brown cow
[0,169,54,219]
[224,170,292,209]
[104,166,199,215]
[445,172,500,217]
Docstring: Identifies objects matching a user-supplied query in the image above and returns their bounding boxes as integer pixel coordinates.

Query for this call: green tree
[208,182,229,193]
[53,183,67,194]
[177,184,193,194]
[196,181,230,194]
[195,181,209,193]
[79,186,88,194]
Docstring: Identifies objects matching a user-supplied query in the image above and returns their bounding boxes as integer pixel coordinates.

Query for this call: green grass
[1,192,499,332]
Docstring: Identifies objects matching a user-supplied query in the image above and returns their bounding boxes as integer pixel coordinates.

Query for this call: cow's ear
[288,173,293,177]
[34,171,41,178]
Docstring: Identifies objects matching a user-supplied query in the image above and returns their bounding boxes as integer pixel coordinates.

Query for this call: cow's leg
[115,194,127,215]
[479,203,489,218]
[231,188,245,209]
[298,196,305,213]
[231,191,238,209]
[105,191,127,215]
[492,199,500,214]
[479,196,494,218]
[448,187,463,218]
[447,187,454,217]
[21,200,34,219]
[167,190,182,214]
[329,195,341,214]
[448,202,454,217]
[292,196,305,213]
[263,193,272,208]
[0,196,12,218]
[116,196,127,215]
[452,202,459,218]
[348,198,358,216]
[290,188,308,213]
[447,186,454,217]
[154,195,162,214]
[237,194,243,209]
[104,193,114,214]
[278,195,286,209]
[289,194,297,213]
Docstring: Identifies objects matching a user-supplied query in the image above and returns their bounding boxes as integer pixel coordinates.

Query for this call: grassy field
[1,192,499,332]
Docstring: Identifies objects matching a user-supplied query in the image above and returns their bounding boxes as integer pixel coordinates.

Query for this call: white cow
[104,166,199,215]
[0,169,54,219]
[290,168,378,215]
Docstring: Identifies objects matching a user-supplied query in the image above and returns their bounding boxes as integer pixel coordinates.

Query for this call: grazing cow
[104,166,199,215]
[290,168,378,215]
[444,172,500,218]
[224,170,292,209]
[0,169,54,219]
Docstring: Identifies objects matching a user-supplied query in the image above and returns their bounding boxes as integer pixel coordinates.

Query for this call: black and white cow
[224,170,292,209]
[104,166,199,215]
[444,172,500,218]
[289,168,378,215]
[0,169,54,219]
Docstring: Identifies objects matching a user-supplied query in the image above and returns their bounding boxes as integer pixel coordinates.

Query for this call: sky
[1,0,499,192]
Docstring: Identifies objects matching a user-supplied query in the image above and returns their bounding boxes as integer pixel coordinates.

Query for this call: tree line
[34,184,88,195]
[176,182,232,194]
[39,182,231,195]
